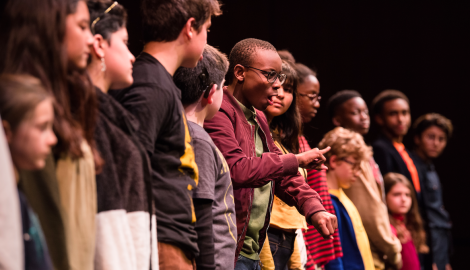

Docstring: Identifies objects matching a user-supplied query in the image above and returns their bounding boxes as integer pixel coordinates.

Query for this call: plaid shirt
[299,136,343,269]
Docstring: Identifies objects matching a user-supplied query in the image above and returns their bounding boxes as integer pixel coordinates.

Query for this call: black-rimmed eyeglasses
[299,93,321,103]
[243,65,287,85]
[341,158,361,171]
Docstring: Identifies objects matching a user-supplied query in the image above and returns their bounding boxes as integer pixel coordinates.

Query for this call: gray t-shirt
[189,121,237,270]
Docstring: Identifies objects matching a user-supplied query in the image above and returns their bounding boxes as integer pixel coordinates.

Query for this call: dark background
[121,0,470,268]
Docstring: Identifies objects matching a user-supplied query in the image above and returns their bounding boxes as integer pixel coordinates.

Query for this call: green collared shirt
[237,100,272,260]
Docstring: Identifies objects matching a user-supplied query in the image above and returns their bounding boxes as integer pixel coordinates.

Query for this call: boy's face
[415,125,447,159]
[181,18,211,68]
[376,98,411,138]
[297,75,320,123]
[334,97,370,135]
[332,155,361,189]
[206,80,225,120]
[242,49,282,111]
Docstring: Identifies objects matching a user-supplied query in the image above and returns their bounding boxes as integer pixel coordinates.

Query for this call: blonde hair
[318,127,371,166]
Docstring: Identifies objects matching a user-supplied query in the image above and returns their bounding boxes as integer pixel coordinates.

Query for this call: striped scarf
[299,136,343,269]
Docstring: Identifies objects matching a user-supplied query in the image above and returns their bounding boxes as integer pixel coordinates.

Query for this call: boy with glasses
[328,90,402,270]
[110,0,221,269]
[320,127,375,270]
[204,38,337,270]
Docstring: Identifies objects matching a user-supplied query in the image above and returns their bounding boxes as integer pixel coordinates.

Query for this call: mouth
[267,95,275,106]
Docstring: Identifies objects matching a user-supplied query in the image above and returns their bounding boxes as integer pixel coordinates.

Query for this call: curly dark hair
[384,172,429,254]
[413,113,453,139]
[269,60,302,154]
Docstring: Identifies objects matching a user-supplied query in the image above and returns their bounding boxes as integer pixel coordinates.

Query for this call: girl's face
[264,81,294,119]
[332,155,361,189]
[6,99,57,170]
[386,182,412,215]
[104,27,136,90]
[65,1,93,69]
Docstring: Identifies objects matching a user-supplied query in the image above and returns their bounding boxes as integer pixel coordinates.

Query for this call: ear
[91,34,106,59]
[233,64,245,83]
[375,114,384,126]
[329,155,338,170]
[414,135,421,146]
[181,18,197,41]
[2,120,13,144]
[204,84,218,104]
[332,116,341,127]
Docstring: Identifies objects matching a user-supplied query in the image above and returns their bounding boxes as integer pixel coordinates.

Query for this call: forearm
[194,199,215,270]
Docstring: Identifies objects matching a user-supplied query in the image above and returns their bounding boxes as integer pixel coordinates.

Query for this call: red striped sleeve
[299,136,343,269]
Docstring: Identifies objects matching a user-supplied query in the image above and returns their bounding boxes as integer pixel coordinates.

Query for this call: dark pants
[430,228,451,270]
[235,255,261,270]
[267,227,297,270]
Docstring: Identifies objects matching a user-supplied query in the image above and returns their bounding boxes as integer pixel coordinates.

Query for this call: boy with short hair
[412,113,453,270]
[204,38,337,270]
[371,90,421,199]
[110,1,221,268]
[174,44,236,270]
[328,90,402,270]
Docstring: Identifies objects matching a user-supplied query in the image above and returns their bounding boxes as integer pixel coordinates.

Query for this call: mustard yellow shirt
[329,188,375,270]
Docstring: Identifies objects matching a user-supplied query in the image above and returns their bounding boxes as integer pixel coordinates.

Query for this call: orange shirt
[393,142,421,192]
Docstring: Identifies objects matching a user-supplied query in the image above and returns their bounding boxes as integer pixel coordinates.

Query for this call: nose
[86,28,94,46]
[130,51,136,64]
[48,130,57,147]
[313,99,320,109]
[277,87,285,99]
[361,111,369,121]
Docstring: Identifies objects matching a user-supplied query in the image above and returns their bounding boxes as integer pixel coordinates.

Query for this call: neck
[326,170,340,190]
[266,114,274,125]
[143,41,184,76]
[184,102,207,127]
[415,148,431,162]
[230,82,252,108]
[382,128,403,143]
[87,60,110,93]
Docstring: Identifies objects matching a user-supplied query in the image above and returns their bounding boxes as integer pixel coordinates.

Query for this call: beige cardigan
[344,159,402,270]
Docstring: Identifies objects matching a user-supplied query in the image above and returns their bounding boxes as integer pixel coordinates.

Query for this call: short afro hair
[294,63,317,84]
[226,38,277,85]
[174,44,229,105]
[413,113,453,139]
[277,50,296,63]
[371,89,409,116]
[327,90,362,118]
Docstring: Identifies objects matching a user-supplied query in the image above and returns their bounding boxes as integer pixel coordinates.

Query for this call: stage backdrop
[121,1,469,268]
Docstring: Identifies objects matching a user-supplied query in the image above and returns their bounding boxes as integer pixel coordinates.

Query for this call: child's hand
[295,146,331,170]
[310,211,337,239]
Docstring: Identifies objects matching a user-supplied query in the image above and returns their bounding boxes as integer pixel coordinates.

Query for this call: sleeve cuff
[301,198,326,225]
[279,153,299,176]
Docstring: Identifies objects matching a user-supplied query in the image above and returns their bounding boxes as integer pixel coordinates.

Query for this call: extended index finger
[319,146,331,154]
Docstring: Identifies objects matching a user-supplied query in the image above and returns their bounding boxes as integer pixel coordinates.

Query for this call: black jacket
[94,88,155,269]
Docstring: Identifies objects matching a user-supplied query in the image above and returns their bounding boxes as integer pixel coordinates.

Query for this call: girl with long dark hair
[0,0,98,269]
[86,0,156,268]
[384,173,429,270]
[258,60,306,269]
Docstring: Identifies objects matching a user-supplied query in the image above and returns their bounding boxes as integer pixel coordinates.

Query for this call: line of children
[0,0,454,269]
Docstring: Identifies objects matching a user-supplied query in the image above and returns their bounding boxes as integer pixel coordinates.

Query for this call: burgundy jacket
[204,90,326,263]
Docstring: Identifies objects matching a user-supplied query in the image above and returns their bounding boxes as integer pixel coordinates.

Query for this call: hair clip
[91,1,118,33]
